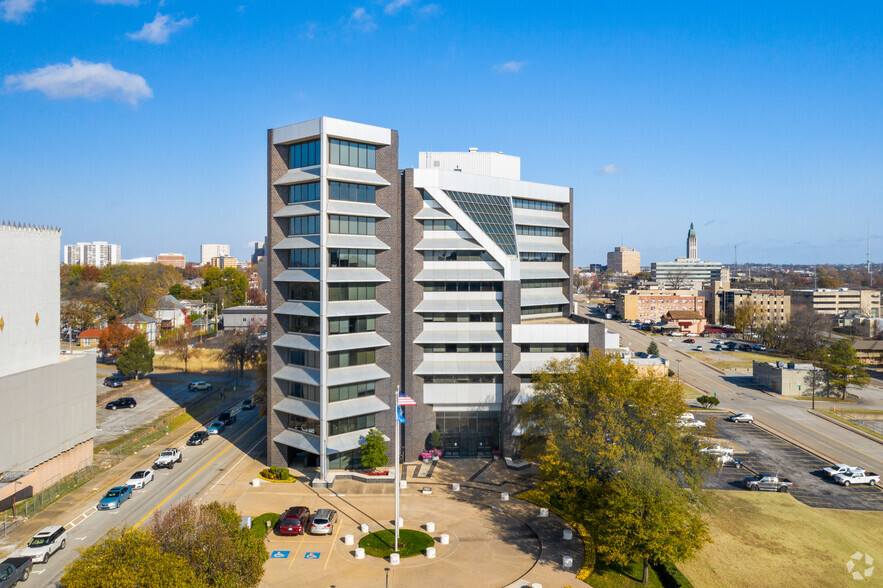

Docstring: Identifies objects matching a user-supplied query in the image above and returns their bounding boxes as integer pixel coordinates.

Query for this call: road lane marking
[324,525,342,571]
[133,418,266,529]
[205,434,267,496]
[288,539,305,570]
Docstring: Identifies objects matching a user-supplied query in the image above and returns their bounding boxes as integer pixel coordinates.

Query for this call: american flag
[397,392,417,406]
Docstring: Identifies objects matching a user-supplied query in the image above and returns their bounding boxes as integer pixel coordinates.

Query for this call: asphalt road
[581,306,883,475]
[27,407,266,587]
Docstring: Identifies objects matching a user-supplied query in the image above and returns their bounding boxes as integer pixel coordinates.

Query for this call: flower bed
[363,470,389,476]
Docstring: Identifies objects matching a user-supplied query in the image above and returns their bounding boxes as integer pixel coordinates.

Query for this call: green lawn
[358,529,434,558]
[589,561,665,588]
[693,350,799,370]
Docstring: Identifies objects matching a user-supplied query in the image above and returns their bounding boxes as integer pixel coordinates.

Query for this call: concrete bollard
[439,533,449,545]
[344,534,354,546]
[425,546,436,558]
[400,480,407,489]
[539,508,549,518]
[359,523,369,533]
[563,555,573,568]
[426,521,435,533]
[390,553,400,565]
[531,584,543,588]
[563,529,572,541]
[452,483,460,492]
[252,478,260,487]
[355,548,365,559]
[501,492,509,502]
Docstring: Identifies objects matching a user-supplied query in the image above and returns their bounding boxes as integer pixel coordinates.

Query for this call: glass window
[328,215,376,235]
[521,304,567,316]
[512,198,563,212]
[421,281,502,292]
[521,279,566,289]
[516,225,563,237]
[288,413,319,434]
[288,282,319,301]
[288,382,320,402]
[422,375,502,384]
[329,249,376,268]
[421,312,502,322]
[328,138,376,169]
[328,316,376,334]
[328,283,377,301]
[289,215,320,235]
[443,190,517,255]
[328,348,376,368]
[288,349,320,368]
[329,414,376,436]
[328,181,376,203]
[423,250,494,262]
[519,252,563,262]
[288,315,319,335]
[288,249,319,268]
[289,182,319,203]
[289,140,320,169]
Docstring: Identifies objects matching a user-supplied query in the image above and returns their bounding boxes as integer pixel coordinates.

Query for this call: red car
[278,507,310,536]
[683,338,695,344]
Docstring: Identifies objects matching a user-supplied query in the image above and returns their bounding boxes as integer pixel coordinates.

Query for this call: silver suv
[309,509,337,535]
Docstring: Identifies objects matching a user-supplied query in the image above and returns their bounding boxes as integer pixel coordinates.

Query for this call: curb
[808,410,883,447]
[742,412,837,467]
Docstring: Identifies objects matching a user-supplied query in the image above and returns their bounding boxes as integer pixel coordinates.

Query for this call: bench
[504,457,530,471]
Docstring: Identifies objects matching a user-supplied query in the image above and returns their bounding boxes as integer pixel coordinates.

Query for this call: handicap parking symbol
[304,552,321,560]
[270,551,290,559]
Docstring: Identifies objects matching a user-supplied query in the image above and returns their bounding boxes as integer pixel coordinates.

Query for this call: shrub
[668,368,676,377]
[360,428,388,471]
[696,395,720,409]
[260,466,291,480]
[655,561,695,588]
[250,513,280,541]
[647,341,659,356]
[428,429,443,449]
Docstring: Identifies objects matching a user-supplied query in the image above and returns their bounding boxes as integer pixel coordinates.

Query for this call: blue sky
[1,1,882,266]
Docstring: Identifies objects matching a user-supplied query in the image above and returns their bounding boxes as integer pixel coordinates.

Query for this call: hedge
[517,489,595,582]
[655,561,695,588]
[250,513,280,541]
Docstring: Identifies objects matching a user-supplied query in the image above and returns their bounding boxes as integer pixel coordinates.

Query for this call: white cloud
[4,58,153,106]
[418,3,440,16]
[493,60,528,73]
[127,12,195,44]
[349,7,376,32]
[596,164,626,175]
[94,0,140,5]
[1,0,41,23]
[384,0,414,14]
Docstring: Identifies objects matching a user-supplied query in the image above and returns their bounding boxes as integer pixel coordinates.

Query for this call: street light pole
[676,360,682,385]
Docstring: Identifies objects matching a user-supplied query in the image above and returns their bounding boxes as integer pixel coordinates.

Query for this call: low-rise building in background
[791,288,881,317]
[606,246,641,274]
[615,289,705,322]
[156,252,186,268]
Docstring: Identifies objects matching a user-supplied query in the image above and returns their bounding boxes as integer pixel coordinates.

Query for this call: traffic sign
[271,551,290,559]
[304,552,321,560]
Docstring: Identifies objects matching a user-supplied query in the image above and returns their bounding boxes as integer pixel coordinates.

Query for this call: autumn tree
[733,300,760,337]
[117,335,155,378]
[60,528,203,588]
[98,323,137,359]
[148,500,267,588]
[592,458,710,584]
[202,267,248,307]
[166,337,201,373]
[102,263,181,316]
[819,339,870,400]
[61,299,110,334]
[247,287,267,306]
[220,330,260,376]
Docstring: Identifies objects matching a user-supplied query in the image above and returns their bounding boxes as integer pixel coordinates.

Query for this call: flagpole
[394,385,401,552]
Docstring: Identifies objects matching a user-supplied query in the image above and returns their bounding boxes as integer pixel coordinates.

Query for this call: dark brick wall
[401,169,436,458]
[266,129,289,468]
[371,130,403,466]
[501,280,522,456]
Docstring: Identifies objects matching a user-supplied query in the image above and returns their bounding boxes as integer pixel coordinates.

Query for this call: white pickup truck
[153,448,182,470]
[823,464,864,478]
[833,471,879,487]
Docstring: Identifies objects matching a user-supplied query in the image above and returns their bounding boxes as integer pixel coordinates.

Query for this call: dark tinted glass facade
[330,181,375,203]
[443,190,517,255]
[289,182,319,203]
[290,140,320,168]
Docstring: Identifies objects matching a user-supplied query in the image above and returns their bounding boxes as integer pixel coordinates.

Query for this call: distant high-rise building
[607,247,641,274]
[157,252,186,269]
[687,222,698,259]
[201,244,230,265]
[251,240,266,265]
[63,241,121,268]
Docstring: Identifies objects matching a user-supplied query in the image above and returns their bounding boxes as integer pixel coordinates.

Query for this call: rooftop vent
[468,147,478,153]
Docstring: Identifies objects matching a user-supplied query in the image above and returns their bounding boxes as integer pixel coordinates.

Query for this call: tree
[253,348,268,415]
[117,335,155,378]
[61,299,110,334]
[360,428,388,471]
[60,527,203,588]
[166,337,200,373]
[220,330,259,377]
[733,300,760,337]
[647,341,659,356]
[592,458,710,584]
[202,267,248,307]
[102,263,181,316]
[666,270,691,290]
[148,500,267,588]
[428,429,443,450]
[98,322,137,359]
[696,395,719,409]
[819,339,870,400]
[247,287,267,306]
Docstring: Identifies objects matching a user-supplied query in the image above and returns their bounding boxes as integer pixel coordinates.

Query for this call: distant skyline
[2,2,882,265]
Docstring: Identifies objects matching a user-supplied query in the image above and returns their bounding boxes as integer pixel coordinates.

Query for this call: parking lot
[702,414,883,510]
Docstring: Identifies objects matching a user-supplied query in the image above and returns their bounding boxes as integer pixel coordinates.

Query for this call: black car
[105,397,137,410]
[187,431,210,445]
[218,411,236,426]
[241,399,256,410]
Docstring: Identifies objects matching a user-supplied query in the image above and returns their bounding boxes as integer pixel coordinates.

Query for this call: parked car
[19,526,66,564]
[834,471,879,487]
[823,464,865,479]
[98,486,133,510]
[738,343,752,351]
[744,474,793,492]
[713,345,724,351]
[679,412,695,421]
[700,444,734,456]
[105,397,136,410]
[309,509,338,535]
[153,448,182,469]
[241,398,256,410]
[207,420,225,435]
[188,381,213,392]
[126,470,154,489]
[753,344,767,351]
[187,431,210,445]
[684,338,696,344]
[103,378,123,388]
[279,507,310,536]
[0,557,32,587]
[729,413,754,424]
[710,339,721,344]
[679,419,706,429]
[218,411,236,426]
[694,345,704,351]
